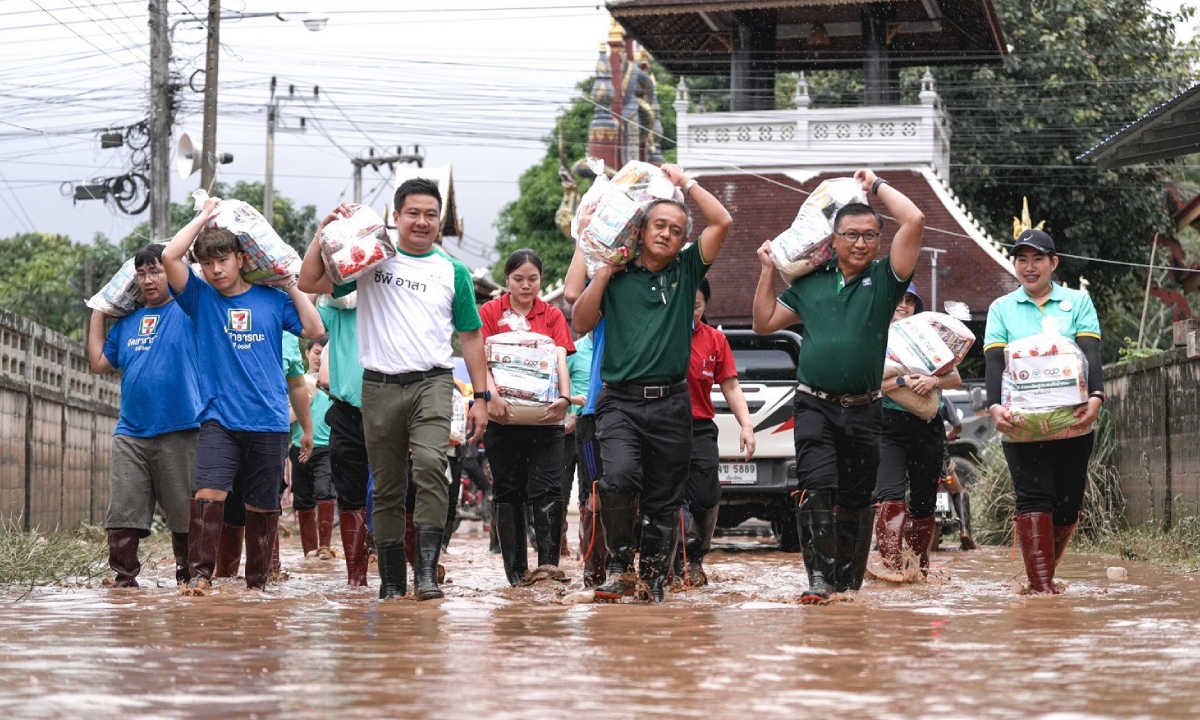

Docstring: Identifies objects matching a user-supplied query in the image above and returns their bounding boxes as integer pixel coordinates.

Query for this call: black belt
[603,380,688,400]
[796,382,882,408]
[363,367,452,386]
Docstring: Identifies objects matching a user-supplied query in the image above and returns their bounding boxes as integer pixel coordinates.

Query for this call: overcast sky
[1,1,1196,273]
[0,0,611,269]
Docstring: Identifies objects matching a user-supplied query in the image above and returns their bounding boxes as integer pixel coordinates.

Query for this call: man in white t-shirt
[299,178,488,600]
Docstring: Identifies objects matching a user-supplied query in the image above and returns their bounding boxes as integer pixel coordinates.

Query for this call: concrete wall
[0,308,120,532]
[1104,348,1200,531]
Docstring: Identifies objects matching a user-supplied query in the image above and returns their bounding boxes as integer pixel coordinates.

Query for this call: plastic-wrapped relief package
[87,250,157,317]
[769,178,866,281]
[882,360,941,420]
[193,190,301,284]
[574,159,683,277]
[449,384,467,445]
[486,331,560,424]
[887,308,976,376]
[1002,331,1089,443]
[318,204,394,284]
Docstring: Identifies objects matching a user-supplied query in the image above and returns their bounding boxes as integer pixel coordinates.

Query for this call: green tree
[0,233,88,339]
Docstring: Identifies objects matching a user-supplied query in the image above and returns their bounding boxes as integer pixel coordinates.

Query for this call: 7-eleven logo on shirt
[228,309,252,332]
[139,314,160,336]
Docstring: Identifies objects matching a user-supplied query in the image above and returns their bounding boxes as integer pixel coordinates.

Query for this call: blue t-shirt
[172,273,303,432]
[103,301,201,438]
[582,318,606,417]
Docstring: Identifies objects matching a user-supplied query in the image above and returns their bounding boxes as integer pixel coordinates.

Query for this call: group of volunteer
[87,158,1104,602]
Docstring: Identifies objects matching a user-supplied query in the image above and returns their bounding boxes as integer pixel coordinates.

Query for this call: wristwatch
[872,178,890,195]
[473,390,491,402]
[683,178,699,196]
[895,375,906,388]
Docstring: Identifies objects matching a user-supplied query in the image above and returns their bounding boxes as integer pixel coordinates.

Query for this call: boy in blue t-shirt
[87,244,202,588]
[164,195,324,593]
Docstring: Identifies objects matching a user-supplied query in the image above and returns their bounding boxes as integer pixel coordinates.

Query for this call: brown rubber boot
[295,508,319,557]
[107,529,141,588]
[339,509,370,587]
[171,531,190,585]
[214,524,244,578]
[268,530,288,582]
[1053,521,1077,568]
[560,513,570,559]
[1017,512,1059,594]
[579,501,608,589]
[245,511,281,590]
[185,499,225,594]
[316,499,336,558]
[874,501,907,570]
[903,514,937,576]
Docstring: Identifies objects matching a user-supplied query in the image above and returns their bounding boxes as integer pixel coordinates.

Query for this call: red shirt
[688,322,737,420]
[479,294,576,353]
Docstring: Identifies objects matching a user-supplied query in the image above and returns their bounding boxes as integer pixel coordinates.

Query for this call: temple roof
[1078,82,1200,170]
[606,0,1007,73]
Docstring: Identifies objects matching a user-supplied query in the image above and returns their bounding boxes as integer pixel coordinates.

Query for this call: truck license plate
[719,462,758,485]
[936,492,952,513]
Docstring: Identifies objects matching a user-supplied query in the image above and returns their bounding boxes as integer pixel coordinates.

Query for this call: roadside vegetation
[0,521,108,589]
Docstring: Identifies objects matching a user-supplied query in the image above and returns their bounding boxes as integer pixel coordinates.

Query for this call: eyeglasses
[834,231,881,244]
[136,268,165,279]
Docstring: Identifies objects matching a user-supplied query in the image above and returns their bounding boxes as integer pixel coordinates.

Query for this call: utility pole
[148,0,171,242]
[199,0,221,192]
[264,78,315,221]
[921,247,947,313]
[352,146,425,204]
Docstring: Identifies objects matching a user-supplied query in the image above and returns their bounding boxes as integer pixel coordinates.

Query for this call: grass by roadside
[0,521,176,590]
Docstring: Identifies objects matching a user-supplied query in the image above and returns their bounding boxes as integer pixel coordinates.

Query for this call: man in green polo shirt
[572,163,732,603]
[752,168,925,604]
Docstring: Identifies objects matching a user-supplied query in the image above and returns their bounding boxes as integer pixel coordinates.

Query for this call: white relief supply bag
[769,177,866,282]
[192,190,302,284]
[886,310,975,376]
[449,384,467,445]
[318,204,395,284]
[575,159,683,277]
[87,254,148,317]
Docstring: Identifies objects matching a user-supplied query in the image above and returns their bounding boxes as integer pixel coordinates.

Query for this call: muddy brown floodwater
[2,523,1200,719]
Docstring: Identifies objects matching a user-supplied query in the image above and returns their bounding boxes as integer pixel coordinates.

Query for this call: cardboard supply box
[486,331,561,425]
[1001,332,1089,443]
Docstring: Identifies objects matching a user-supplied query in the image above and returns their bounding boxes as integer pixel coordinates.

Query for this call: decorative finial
[608,18,625,43]
[919,67,938,106]
[637,46,650,66]
[794,71,811,109]
[1013,197,1047,239]
[673,77,689,114]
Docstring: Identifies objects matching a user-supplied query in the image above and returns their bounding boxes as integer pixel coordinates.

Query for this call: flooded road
[3,524,1200,719]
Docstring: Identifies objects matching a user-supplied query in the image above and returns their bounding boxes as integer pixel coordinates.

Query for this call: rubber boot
[296,508,319,557]
[404,511,417,567]
[834,506,876,593]
[339,509,369,587]
[579,501,607,589]
[107,529,141,588]
[214,524,244,578]
[494,503,529,586]
[1016,512,1059,595]
[316,499,336,558]
[953,492,977,550]
[185,499,224,594]
[488,501,501,554]
[593,491,639,601]
[532,498,566,570]
[244,511,280,591]
[376,540,407,599]
[1053,521,1078,569]
[415,528,445,600]
[904,514,937,576]
[874,500,907,570]
[171,531,190,585]
[525,504,538,548]
[560,513,570,559]
[268,530,287,582]
[639,514,678,603]
[685,506,719,587]
[798,490,837,604]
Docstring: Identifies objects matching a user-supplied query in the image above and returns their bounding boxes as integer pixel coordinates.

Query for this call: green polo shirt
[983,283,1100,351]
[600,243,711,385]
[566,335,593,415]
[316,304,363,408]
[283,333,307,447]
[778,257,911,395]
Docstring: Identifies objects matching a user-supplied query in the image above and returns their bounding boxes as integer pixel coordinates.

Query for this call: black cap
[1011,228,1055,256]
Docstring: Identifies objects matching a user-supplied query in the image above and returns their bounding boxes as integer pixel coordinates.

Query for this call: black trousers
[484,423,565,506]
[1004,433,1095,525]
[575,414,603,506]
[595,388,691,520]
[792,391,883,511]
[686,418,721,512]
[561,427,577,505]
[289,445,335,510]
[325,399,370,512]
[875,407,945,517]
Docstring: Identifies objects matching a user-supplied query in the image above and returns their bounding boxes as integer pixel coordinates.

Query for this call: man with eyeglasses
[87,244,202,588]
[751,168,925,604]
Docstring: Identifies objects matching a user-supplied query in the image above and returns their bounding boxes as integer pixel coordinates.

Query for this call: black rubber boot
[376,540,407,599]
[798,490,837,604]
[494,502,529,586]
[685,505,719,587]
[525,503,538,547]
[171,531,190,585]
[532,498,566,569]
[415,528,445,600]
[107,529,141,588]
[639,514,678,603]
[243,511,280,591]
[834,506,876,593]
[594,491,639,601]
[954,492,977,550]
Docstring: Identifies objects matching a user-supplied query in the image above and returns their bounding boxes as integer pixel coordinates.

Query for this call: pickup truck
[710,329,804,551]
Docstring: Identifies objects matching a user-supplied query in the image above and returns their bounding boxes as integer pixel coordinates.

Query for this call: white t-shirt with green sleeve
[336,247,481,374]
